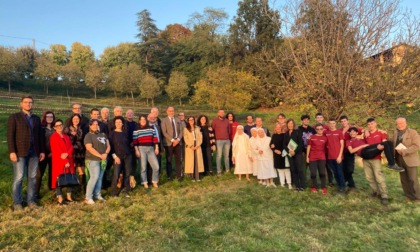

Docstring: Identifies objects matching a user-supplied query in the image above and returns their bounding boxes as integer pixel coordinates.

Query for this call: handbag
[57,167,80,188]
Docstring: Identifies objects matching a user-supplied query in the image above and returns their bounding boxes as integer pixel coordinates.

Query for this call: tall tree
[166,71,189,105]
[229,0,281,60]
[70,42,95,72]
[159,24,192,44]
[100,42,140,69]
[60,61,83,96]
[0,46,26,93]
[41,44,69,66]
[269,0,418,120]
[33,56,59,94]
[139,73,161,106]
[170,8,229,87]
[188,8,229,40]
[136,9,159,43]
[85,61,105,99]
[16,46,38,77]
[135,9,170,77]
[192,67,258,111]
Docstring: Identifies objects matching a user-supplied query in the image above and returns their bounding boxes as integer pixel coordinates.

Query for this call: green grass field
[0,96,419,251]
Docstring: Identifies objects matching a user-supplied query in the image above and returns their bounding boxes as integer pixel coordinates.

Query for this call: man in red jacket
[7,96,45,211]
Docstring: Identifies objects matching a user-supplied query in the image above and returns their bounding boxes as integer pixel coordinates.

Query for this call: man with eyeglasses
[7,96,45,211]
[65,103,89,129]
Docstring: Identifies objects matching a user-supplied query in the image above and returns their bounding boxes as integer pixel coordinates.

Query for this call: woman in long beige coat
[184,116,204,181]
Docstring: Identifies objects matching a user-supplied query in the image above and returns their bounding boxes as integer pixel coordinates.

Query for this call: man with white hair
[393,117,420,203]
[107,106,123,132]
[151,107,161,127]
[101,107,110,124]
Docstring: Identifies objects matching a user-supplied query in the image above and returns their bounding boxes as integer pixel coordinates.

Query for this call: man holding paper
[393,118,420,203]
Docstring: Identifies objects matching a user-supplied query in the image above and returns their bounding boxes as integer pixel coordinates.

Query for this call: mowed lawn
[0,148,419,251]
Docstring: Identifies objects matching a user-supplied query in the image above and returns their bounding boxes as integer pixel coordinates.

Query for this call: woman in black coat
[270,123,292,189]
[283,119,305,191]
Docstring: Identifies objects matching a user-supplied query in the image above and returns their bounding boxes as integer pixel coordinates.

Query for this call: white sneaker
[96,196,106,202]
[271,183,277,188]
[262,181,267,186]
[84,199,95,205]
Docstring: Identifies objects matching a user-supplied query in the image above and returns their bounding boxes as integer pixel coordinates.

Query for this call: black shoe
[381,198,389,205]
[386,164,404,172]
[370,192,381,198]
[336,189,346,195]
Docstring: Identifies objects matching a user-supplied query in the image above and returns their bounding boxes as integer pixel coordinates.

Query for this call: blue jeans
[327,159,345,190]
[86,160,105,200]
[139,146,159,184]
[216,140,230,173]
[12,154,39,205]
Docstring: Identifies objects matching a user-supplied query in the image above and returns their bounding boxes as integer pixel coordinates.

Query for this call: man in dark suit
[161,106,184,181]
[7,96,45,211]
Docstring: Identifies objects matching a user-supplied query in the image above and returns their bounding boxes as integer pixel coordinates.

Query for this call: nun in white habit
[232,125,252,180]
[248,127,259,178]
[256,128,278,187]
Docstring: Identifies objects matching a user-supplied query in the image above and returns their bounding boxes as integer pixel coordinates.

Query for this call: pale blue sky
[0,0,418,57]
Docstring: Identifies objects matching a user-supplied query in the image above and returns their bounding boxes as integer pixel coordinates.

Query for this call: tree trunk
[8,80,11,94]
[179,98,182,106]
[146,98,149,106]
[114,90,117,98]
[94,86,97,99]
[131,91,134,105]
[46,84,49,94]
[151,98,154,107]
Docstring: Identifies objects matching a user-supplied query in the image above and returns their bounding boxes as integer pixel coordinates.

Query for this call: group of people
[7,96,420,211]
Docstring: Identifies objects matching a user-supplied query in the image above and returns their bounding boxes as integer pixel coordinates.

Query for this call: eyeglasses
[72,107,81,110]
[316,128,324,130]
[55,124,63,127]
[46,115,54,118]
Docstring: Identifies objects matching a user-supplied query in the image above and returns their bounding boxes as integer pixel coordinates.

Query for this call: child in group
[306,123,328,194]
